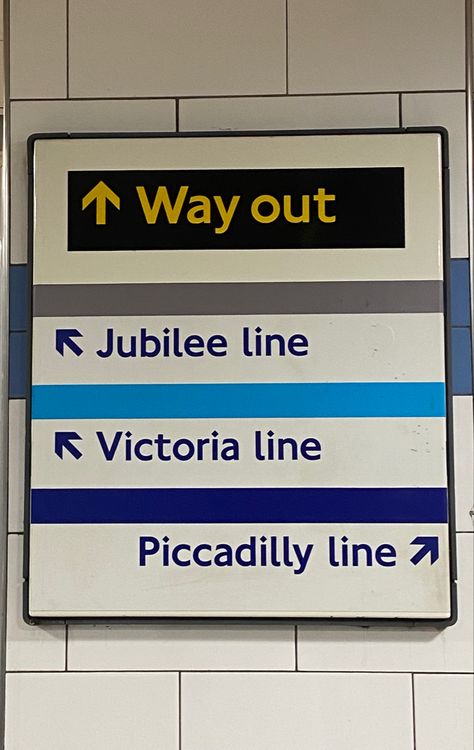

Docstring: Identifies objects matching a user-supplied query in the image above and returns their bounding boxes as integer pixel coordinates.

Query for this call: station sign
[25,130,455,622]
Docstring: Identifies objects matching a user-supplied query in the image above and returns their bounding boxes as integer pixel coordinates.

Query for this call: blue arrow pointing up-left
[410,536,439,565]
[56,329,83,356]
[55,432,83,460]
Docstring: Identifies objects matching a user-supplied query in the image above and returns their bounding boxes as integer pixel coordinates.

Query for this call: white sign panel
[26,130,454,621]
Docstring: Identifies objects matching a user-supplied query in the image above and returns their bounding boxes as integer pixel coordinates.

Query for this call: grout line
[398,93,403,128]
[65,624,69,671]
[8,89,467,104]
[66,0,70,99]
[178,672,182,750]
[176,99,180,133]
[6,669,474,675]
[294,625,299,670]
[285,0,289,95]
[411,673,417,749]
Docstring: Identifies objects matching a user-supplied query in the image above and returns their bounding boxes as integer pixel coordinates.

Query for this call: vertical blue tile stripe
[9,331,28,398]
[451,327,473,395]
[450,259,471,327]
[9,265,28,332]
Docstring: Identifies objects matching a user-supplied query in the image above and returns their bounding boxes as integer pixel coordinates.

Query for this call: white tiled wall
[5,673,178,750]
[414,674,474,750]
[68,0,286,98]
[287,0,466,93]
[10,0,66,99]
[182,673,414,750]
[453,396,474,531]
[67,622,295,672]
[179,93,400,132]
[4,1,474,748]
[7,400,24,533]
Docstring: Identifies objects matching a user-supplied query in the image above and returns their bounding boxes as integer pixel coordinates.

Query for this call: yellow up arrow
[82,181,120,225]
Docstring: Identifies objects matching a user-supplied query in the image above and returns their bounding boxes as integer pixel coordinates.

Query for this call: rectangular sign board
[26,130,455,622]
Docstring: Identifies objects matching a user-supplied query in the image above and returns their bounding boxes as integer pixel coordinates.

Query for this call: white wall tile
[9,99,176,263]
[5,672,178,750]
[453,396,474,532]
[402,92,468,258]
[414,674,474,750]
[6,535,65,671]
[297,533,473,672]
[10,0,66,99]
[182,672,413,750]
[69,0,285,98]
[180,93,399,132]
[68,622,294,671]
[8,399,25,532]
[288,0,465,94]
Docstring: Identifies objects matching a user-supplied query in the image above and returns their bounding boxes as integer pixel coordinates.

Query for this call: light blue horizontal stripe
[31,382,446,419]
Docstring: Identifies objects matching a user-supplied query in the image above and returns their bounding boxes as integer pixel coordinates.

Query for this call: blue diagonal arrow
[54,432,83,460]
[56,329,84,356]
[410,536,439,565]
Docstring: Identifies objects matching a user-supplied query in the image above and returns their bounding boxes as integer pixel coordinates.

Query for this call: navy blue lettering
[207,334,227,356]
[193,544,213,566]
[300,438,322,460]
[139,536,160,566]
[287,334,309,356]
[172,544,191,566]
[140,328,160,357]
[375,544,397,566]
[97,430,122,461]
[214,544,233,566]
[183,334,204,356]
[135,438,153,461]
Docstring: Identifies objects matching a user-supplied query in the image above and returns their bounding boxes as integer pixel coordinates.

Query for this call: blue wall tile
[9,331,28,398]
[450,259,471,327]
[451,327,473,395]
[9,265,28,332]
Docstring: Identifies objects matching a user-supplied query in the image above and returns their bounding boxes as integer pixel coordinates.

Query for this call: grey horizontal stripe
[33,281,444,317]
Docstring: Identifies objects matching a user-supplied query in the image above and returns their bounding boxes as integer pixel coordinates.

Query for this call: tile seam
[65,0,69,99]
[178,671,182,750]
[5,669,473,675]
[411,673,417,749]
[8,90,467,104]
[285,0,289,95]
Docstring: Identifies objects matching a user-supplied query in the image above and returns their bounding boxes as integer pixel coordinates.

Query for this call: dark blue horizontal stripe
[31,487,448,524]
[31,382,446,419]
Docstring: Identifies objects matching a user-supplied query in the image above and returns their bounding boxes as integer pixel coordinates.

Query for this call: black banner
[68,167,405,251]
